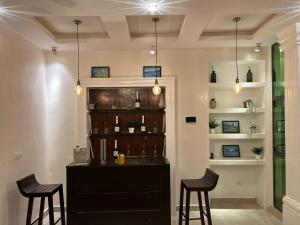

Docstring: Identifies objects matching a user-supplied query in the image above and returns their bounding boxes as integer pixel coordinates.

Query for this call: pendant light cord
[76,22,80,84]
[235,18,239,80]
[155,18,158,83]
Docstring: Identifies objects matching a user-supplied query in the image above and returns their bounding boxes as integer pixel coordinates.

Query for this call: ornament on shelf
[209,98,217,109]
[210,66,217,83]
[247,66,253,82]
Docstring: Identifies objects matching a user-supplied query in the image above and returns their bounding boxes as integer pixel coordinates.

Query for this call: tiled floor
[185,209,282,225]
[40,209,281,225]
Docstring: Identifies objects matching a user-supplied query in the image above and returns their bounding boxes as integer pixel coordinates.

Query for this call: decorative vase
[250,125,257,133]
[210,128,216,134]
[209,98,217,109]
[128,127,135,133]
[256,154,262,160]
[159,94,166,109]
[210,66,217,83]
[247,67,253,82]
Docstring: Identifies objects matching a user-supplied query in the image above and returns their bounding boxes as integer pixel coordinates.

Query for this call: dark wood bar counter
[67,158,170,225]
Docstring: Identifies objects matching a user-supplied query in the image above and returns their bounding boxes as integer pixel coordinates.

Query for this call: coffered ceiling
[1,0,300,50]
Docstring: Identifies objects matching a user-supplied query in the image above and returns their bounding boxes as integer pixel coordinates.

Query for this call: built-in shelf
[209,133,265,140]
[209,82,266,90]
[209,159,266,166]
[89,132,165,137]
[88,108,165,113]
[209,108,265,114]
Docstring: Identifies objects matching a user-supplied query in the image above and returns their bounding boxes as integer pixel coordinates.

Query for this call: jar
[210,98,217,109]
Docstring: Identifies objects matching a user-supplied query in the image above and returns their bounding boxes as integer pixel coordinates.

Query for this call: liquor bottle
[141,115,146,132]
[135,91,141,109]
[210,66,217,83]
[114,115,120,133]
[113,140,119,162]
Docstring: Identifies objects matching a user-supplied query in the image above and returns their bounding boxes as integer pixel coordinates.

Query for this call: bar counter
[67,157,170,225]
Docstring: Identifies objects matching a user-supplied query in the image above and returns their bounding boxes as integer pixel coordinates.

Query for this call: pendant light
[152,17,161,96]
[233,17,241,93]
[74,19,83,96]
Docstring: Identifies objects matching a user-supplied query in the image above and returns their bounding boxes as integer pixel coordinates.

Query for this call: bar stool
[179,168,219,225]
[16,174,65,225]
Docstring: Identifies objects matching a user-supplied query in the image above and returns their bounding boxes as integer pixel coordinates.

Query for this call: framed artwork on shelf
[222,121,240,133]
[91,66,110,78]
[143,66,161,77]
[222,145,240,158]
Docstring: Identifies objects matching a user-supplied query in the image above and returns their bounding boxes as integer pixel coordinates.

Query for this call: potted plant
[209,119,220,134]
[250,147,264,160]
[127,121,137,133]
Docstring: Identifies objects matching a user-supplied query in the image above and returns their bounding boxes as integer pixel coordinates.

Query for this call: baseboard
[175,198,259,211]
[283,196,300,214]
[267,206,282,220]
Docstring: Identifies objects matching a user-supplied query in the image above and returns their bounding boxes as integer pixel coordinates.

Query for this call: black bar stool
[179,168,219,225]
[16,174,65,225]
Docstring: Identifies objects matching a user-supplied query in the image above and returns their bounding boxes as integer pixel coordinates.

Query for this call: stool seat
[17,174,65,225]
[23,184,62,197]
[182,179,210,191]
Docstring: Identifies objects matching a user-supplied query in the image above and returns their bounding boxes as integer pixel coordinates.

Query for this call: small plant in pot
[209,119,220,134]
[250,147,264,160]
[127,121,138,133]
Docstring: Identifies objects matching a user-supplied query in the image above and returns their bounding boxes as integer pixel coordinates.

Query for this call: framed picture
[276,120,285,133]
[222,145,240,158]
[222,121,240,133]
[91,67,110,78]
[143,66,161,77]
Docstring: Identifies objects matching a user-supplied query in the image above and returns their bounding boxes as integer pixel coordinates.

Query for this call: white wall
[45,47,270,206]
[0,24,48,225]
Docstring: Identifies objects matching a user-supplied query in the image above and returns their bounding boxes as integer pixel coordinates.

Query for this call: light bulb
[150,48,156,55]
[152,83,161,95]
[234,82,241,93]
[147,2,159,13]
[75,84,83,96]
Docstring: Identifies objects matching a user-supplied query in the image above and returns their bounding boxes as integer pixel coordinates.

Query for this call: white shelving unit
[208,59,268,207]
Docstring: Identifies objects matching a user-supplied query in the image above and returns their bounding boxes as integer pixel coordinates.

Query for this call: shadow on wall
[3,187,21,225]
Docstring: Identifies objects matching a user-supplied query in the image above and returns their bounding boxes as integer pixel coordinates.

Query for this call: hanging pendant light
[74,19,83,96]
[233,17,241,93]
[152,17,161,96]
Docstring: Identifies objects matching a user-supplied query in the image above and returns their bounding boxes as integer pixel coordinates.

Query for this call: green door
[271,43,286,212]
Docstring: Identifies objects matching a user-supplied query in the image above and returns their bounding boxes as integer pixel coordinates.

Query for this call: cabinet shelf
[209,159,266,166]
[89,108,165,113]
[209,133,265,140]
[89,132,165,137]
[209,108,265,114]
[209,82,265,90]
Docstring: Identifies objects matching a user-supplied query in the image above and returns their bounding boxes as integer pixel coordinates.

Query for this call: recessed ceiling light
[146,2,159,12]
[254,43,261,52]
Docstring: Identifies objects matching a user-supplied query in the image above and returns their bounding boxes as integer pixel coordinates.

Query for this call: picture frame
[143,66,161,78]
[91,67,110,78]
[276,120,285,133]
[222,145,240,158]
[222,121,240,133]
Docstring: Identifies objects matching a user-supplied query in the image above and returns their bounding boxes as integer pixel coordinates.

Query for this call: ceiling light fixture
[254,43,261,52]
[147,1,159,13]
[152,17,161,96]
[233,17,241,94]
[74,19,83,96]
[150,45,156,55]
[51,46,58,54]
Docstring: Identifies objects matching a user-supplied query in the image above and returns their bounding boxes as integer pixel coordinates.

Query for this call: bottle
[135,91,141,109]
[247,66,253,82]
[114,115,120,133]
[210,66,217,83]
[141,115,146,132]
[113,140,119,163]
[142,144,146,158]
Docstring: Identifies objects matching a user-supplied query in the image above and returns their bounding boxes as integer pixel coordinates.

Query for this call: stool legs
[197,191,205,225]
[204,191,212,225]
[59,186,66,225]
[185,190,191,225]
[179,182,184,225]
[48,196,55,225]
[38,197,45,225]
[26,197,34,225]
